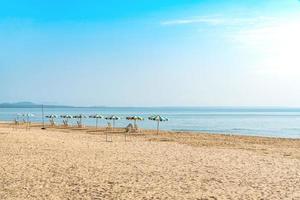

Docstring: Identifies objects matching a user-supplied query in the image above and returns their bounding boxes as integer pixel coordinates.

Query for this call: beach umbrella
[45,114,58,119]
[73,114,87,125]
[21,113,34,129]
[46,114,58,126]
[24,113,34,123]
[60,114,72,118]
[73,114,87,119]
[60,114,72,126]
[105,115,120,129]
[46,114,57,121]
[148,115,168,134]
[126,116,144,126]
[16,113,22,120]
[89,114,103,129]
[60,114,73,122]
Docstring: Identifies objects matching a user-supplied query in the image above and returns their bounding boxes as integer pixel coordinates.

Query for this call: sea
[0,107,300,139]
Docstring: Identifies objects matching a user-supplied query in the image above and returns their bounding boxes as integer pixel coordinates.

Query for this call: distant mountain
[0,102,73,108]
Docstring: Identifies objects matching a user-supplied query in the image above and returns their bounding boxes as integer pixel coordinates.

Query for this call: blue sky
[1,0,300,106]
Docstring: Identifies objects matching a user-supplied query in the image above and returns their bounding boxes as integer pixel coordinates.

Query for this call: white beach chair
[125,123,134,133]
[134,124,140,133]
[106,122,112,130]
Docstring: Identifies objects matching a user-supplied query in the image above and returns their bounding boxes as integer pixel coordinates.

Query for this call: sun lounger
[106,122,112,131]
[125,123,134,133]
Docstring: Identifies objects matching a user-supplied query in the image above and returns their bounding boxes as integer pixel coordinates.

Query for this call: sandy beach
[0,124,299,199]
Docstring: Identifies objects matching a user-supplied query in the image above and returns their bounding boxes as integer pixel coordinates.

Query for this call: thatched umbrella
[148,115,168,134]
[89,114,103,129]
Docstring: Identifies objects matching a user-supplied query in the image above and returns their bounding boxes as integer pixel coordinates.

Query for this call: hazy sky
[1,0,300,106]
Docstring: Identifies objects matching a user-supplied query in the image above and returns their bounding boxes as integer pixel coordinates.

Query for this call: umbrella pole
[27,116,29,130]
[96,118,98,129]
[42,104,45,129]
[157,121,160,134]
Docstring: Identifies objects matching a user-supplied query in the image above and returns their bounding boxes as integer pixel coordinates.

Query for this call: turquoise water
[1,107,300,138]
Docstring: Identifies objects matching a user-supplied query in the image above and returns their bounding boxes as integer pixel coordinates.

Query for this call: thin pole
[42,104,45,129]
[96,118,98,129]
[157,120,160,134]
[27,115,29,130]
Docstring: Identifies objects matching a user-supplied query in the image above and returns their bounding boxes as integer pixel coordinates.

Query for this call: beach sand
[0,124,299,199]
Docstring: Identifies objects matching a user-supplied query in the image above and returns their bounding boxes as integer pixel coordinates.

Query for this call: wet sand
[0,124,299,199]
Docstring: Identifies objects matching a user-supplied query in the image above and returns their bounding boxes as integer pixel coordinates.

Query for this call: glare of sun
[237,18,300,79]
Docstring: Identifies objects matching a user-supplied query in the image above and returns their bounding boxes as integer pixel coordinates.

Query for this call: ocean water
[0,107,300,139]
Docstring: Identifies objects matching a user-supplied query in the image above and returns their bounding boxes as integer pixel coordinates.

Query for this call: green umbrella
[105,115,120,129]
[89,114,103,129]
[73,114,87,127]
[126,116,144,127]
[46,114,58,119]
[21,113,34,129]
[60,114,72,125]
[46,114,58,125]
[148,115,168,134]
[60,115,73,120]
[15,113,22,122]
[73,114,86,120]
[24,113,34,123]
[60,114,73,119]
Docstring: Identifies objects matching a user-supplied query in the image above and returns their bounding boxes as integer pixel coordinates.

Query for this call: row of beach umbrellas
[16,113,34,122]
[16,113,168,133]
[44,114,168,133]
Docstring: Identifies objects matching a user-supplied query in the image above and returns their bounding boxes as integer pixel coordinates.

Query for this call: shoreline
[1,122,299,158]
[1,121,299,140]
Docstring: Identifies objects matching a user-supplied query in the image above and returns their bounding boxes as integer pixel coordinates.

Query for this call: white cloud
[161,16,274,26]
[161,17,224,26]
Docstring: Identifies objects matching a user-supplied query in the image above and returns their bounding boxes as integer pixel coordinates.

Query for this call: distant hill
[0,102,73,108]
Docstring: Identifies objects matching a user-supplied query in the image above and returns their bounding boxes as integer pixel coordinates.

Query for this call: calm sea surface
[1,107,300,138]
